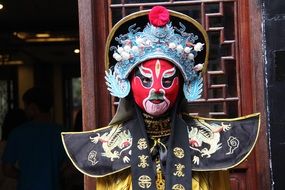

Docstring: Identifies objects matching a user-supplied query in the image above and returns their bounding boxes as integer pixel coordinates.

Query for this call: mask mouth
[150,99,164,104]
[144,100,169,116]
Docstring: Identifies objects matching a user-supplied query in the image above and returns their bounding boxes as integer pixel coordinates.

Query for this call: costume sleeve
[192,171,230,190]
[210,171,231,190]
[95,170,230,190]
[95,169,132,190]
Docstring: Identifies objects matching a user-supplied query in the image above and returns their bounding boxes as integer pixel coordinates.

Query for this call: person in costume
[62,6,260,190]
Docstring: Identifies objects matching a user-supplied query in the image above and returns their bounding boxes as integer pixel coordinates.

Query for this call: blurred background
[0,0,81,131]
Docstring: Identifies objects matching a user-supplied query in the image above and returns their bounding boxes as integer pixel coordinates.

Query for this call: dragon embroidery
[188,119,231,165]
[90,125,132,163]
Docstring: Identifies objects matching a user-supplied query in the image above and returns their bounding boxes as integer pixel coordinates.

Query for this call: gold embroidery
[173,163,185,177]
[173,147,184,158]
[88,150,98,165]
[138,155,149,168]
[138,138,148,150]
[188,119,231,158]
[156,159,165,190]
[226,136,240,155]
[172,184,185,190]
[150,138,167,154]
[90,125,132,161]
[138,175,152,188]
[143,113,171,137]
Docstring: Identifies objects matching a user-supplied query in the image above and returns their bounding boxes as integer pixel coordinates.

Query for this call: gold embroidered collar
[143,113,171,138]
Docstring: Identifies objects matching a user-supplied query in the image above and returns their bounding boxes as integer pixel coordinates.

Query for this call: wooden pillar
[249,0,271,189]
[77,0,110,190]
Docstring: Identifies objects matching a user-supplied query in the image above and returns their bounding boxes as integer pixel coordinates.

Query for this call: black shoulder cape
[61,113,260,177]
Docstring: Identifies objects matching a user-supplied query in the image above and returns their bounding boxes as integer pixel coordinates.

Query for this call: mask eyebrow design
[138,65,152,78]
[163,67,176,78]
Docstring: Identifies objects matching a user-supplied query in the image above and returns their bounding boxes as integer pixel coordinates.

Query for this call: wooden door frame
[248,1,271,190]
[77,1,271,190]
[233,1,270,189]
[77,0,111,189]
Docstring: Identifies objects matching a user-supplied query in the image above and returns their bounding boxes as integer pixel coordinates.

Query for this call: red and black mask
[130,59,180,116]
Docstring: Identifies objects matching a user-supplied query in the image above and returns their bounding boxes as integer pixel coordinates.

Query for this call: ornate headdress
[105,6,209,101]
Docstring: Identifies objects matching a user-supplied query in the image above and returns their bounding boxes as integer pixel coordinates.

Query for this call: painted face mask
[130,59,180,116]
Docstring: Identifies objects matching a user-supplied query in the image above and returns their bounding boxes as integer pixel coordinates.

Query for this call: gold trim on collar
[143,113,171,138]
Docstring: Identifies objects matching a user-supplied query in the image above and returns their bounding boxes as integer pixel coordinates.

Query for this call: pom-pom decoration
[148,6,170,27]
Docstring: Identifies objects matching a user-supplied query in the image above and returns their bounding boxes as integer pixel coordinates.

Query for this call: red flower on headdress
[148,6,170,27]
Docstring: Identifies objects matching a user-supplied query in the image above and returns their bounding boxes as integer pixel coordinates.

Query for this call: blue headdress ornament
[105,7,209,102]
